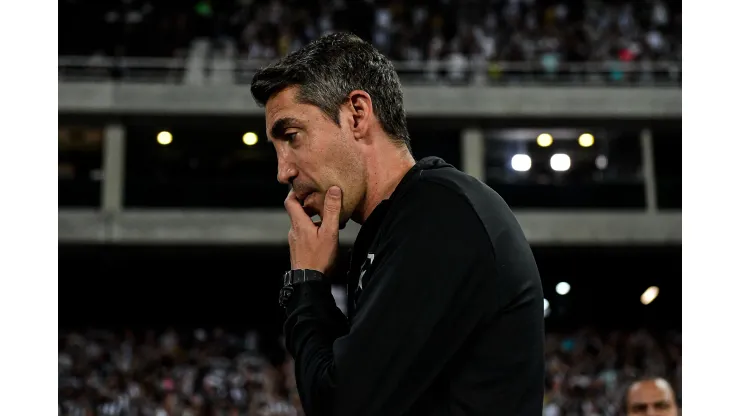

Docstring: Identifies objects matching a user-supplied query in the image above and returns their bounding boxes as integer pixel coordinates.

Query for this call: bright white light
[157,131,173,145]
[511,154,532,172]
[555,282,571,295]
[550,153,571,172]
[543,298,551,317]
[243,132,258,146]
[596,155,608,170]
[641,286,660,305]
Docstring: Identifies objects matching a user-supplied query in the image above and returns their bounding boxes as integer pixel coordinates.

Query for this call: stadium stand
[58,1,681,415]
[58,328,680,416]
[59,0,681,85]
[59,0,681,62]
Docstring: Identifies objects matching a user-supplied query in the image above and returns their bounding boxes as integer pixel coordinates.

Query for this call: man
[251,32,544,416]
[624,378,679,416]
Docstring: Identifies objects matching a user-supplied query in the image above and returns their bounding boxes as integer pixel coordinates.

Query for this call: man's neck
[354,147,416,224]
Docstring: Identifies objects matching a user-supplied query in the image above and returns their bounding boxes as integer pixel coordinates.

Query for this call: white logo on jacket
[358,253,375,290]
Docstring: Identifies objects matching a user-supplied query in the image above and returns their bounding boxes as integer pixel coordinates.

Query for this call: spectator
[624,377,679,416]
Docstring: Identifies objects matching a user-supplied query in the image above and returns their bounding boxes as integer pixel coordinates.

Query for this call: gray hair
[250,32,411,150]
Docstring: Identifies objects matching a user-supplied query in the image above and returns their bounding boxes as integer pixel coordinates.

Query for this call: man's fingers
[284,190,313,230]
[319,186,342,237]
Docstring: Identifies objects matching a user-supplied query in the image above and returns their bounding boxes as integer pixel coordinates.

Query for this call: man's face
[265,86,365,226]
[626,379,678,416]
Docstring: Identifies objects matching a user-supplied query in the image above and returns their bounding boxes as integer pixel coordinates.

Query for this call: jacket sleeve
[283,181,491,416]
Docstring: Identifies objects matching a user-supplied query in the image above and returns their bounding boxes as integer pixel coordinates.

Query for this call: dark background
[59,243,681,332]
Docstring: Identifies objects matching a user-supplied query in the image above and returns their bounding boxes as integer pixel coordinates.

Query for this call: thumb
[320,186,342,236]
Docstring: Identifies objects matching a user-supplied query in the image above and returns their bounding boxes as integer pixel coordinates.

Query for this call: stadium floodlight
[578,133,594,147]
[641,286,660,305]
[550,153,571,172]
[157,131,173,145]
[243,132,258,146]
[555,281,571,295]
[511,154,532,172]
[537,133,553,147]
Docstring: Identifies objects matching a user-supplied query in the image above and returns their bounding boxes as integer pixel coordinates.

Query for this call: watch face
[279,286,294,308]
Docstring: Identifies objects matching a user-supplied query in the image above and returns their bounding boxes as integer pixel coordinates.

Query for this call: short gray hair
[250,32,411,149]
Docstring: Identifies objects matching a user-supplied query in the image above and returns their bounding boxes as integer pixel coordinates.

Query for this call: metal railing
[58,56,682,86]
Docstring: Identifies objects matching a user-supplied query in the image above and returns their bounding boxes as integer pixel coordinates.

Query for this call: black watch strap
[279,269,325,308]
[283,269,325,286]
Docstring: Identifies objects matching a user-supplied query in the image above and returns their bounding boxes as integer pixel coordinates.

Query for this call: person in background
[624,377,679,416]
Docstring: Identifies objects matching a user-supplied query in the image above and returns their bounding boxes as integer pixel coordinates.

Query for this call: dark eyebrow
[270,117,301,140]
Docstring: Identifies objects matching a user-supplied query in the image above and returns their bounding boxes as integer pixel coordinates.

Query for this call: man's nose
[277,159,297,185]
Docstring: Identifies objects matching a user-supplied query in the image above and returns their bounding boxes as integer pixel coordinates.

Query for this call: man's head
[625,378,678,416]
[251,32,410,225]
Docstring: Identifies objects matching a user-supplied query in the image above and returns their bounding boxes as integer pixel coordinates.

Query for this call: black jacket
[283,157,545,416]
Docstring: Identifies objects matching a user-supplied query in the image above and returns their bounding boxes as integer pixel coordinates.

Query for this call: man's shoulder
[383,167,498,240]
[414,166,510,219]
[375,168,496,258]
[401,166,523,243]
[419,166,494,198]
[395,168,484,220]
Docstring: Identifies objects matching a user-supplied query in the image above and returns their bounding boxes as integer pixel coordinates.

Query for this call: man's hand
[285,186,343,274]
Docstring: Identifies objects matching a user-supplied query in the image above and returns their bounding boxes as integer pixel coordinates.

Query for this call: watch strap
[279,269,325,309]
[283,269,325,286]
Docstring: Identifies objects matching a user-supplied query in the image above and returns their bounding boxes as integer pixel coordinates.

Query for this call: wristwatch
[279,269,326,308]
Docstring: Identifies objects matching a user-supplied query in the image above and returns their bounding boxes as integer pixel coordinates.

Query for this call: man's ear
[346,90,373,140]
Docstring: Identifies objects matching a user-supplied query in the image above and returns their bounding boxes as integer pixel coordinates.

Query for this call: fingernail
[328,187,341,197]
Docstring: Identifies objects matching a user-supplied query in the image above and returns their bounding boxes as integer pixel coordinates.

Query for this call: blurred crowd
[60,0,681,66]
[543,329,681,415]
[59,327,681,416]
[59,329,300,416]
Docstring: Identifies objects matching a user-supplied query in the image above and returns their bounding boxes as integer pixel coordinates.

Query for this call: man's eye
[286,133,297,142]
